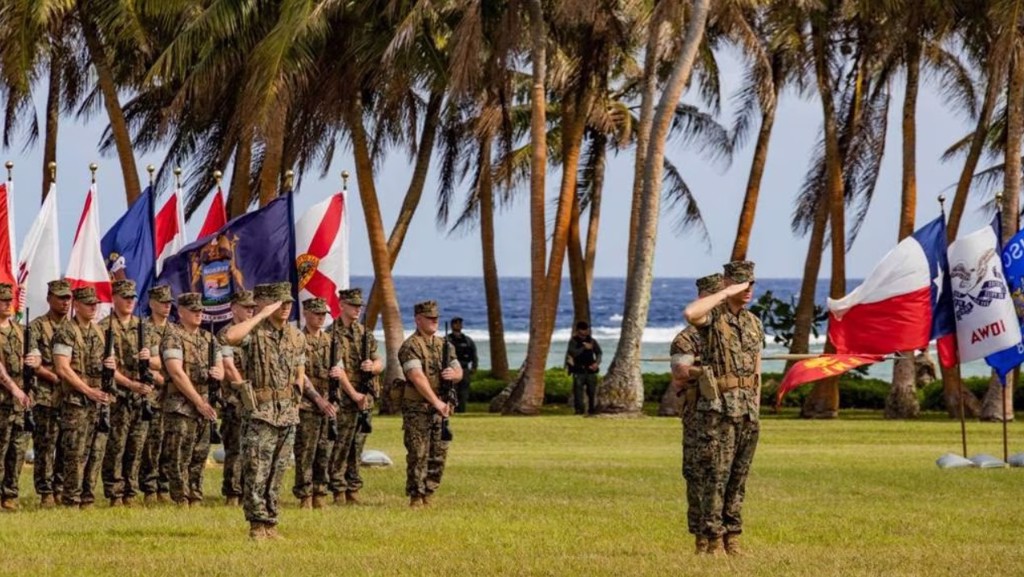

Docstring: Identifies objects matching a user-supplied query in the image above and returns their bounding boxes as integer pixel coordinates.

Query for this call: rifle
[439,322,453,442]
[21,308,35,433]
[98,321,114,434]
[207,319,223,444]
[137,318,154,422]
[356,328,373,434]
[326,334,339,441]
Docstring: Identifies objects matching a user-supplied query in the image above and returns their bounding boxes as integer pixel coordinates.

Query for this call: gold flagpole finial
[213,170,223,186]
[284,169,295,192]
[146,164,156,186]
[4,161,12,181]
[89,163,98,183]
[341,170,350,191]
[48,161,56,184]
[173,166,182,189]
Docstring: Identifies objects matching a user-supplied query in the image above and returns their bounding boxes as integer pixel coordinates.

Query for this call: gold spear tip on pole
[173,166,182,176]
[146,164,155,173]
[213,170,223,179]
[4,161,12,170]
[341,170,350,189]
[48,161,56,181]
[89,162,98,182]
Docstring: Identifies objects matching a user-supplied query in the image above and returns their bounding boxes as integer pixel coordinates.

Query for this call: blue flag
[157,193,297,327]
[985,221,1024,384]
[101,186,155,316]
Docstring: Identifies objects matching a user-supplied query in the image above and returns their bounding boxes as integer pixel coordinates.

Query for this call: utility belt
[717,375,759,391]
[696,368,758,401]
[253,385,298,405]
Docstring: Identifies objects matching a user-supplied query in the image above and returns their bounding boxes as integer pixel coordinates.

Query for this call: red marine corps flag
[295,192,349,317]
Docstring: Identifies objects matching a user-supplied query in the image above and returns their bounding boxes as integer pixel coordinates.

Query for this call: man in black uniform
[446,317,477,413]
[565,321,602,415]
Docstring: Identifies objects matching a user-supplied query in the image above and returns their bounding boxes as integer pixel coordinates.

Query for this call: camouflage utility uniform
[695,262,763,550]
[139,313,176,500]
[0,298,32,507]
[399,303,458,502]
[671,324,703,534]
[327,294,379,501]
[217,310,251,503]
[293,312,333,502]
[29,280,72,501]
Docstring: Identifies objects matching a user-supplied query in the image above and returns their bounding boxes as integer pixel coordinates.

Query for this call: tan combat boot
[122,496,135,508]
[694,535,709,555]
[157,493,170,504]
[264,524,283,540]
[421,494,431,506]
[224,496,237,506]
[705,536,726,558]
[723,532,743,556]
[40,495,55,509]
[143,493,156,506]
[299,496,312,509]
[249,521,267,540]
[332,492,344,505]
[109,497,122,508]
[344,491,360,505]
[79,501,93,510]
[311,495,325,509]
[1,498,17,511]
[409,496,423,508]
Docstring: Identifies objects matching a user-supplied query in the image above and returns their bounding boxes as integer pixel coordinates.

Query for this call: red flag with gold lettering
[776,354,885,405]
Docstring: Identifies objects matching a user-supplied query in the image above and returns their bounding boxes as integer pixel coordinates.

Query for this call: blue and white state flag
[948,225,1021,363]
[986,225,1024,383]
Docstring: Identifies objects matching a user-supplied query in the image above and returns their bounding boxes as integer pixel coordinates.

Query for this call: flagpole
[938,194,969,458]
[993,190,1012,463]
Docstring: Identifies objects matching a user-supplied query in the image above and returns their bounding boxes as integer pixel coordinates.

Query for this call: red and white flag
[17,184,60,317]
[154,189,186,275]
[295,192,349,317]
[0,179,19,309]
[66,184,112,316]
[197,187,227,240]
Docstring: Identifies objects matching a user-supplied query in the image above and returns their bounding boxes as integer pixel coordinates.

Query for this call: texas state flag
[827,216,957,366]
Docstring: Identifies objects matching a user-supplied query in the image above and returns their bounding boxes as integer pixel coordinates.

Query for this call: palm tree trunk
[980,42,1024,422]
[888,36,921,420]
[362,91,444,330]
[730,103,778,260]
[42,49,61,201]
[625,4,666,281]
[596,0,711,415]
[257,103,287,206]
[584,137,607,294]
[491,0,549,414]
[478,134,509,380]
[228,125,255,218]
[78,4,140,206]
[567,193,590,325]
[345,102,405,415]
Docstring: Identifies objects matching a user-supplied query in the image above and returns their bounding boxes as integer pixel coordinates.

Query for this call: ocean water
[356,276,993,380]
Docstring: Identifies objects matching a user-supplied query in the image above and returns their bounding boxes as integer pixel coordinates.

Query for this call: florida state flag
[776,354,885,404]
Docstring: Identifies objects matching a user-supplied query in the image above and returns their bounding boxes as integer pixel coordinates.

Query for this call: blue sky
[1,52,999,280]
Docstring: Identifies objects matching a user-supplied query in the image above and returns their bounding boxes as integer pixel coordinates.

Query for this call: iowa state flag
[101,186,155,316]
[827,216,957,365]
[157,193,297,326]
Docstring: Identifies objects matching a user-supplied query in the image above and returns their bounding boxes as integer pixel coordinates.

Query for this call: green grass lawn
[2,409,1023,576]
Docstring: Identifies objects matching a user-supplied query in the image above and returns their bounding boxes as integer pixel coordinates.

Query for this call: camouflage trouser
[327,408,371,495]
[102,401,150,499]
[60,404,104,506]
[220,406,245,498]
[241,418,295,526]
[292,410,333,499]
[32,404,63,496]
[680,390,700,534]
[402,401,450,498]
[695,410,760,538]
[0,404,31,499]
[140,409,168,496]
[160,412,210,504]
[572,374,598,415]
[82,422,108,505]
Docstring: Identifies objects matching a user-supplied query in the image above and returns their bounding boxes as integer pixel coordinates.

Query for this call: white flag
[66,184,112,318]
[948,226,1022,362]
[295,192,349,318]
[17,184,61,318]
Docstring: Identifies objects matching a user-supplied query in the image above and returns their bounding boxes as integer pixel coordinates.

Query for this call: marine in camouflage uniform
[669,273,722,550]
[0,283,41,510]
[28,279,72,508]
[140,285,177,503]
[222,282,307,539]
[327,288,382,505]
[399,300,462,507]
[217,290,256,506]
[684,261,763,556]
[292,297,340,508]
[52,287,116,508]
[160,293,223,506]
[100,280,156,507]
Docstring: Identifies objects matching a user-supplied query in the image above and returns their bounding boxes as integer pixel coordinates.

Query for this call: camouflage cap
[230,290,256,307]
[148,284,173,303]
[338,288,364,306]
[303,297,329,314]
[723,260,756,283]
[695,273,724,294]
[0,283,13,301]
[112,279,137,299]
[48,279,72,297]
[177,292,204,312]
[414,300,440,318]
[254,282,294,303]
[73,286,99,305]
